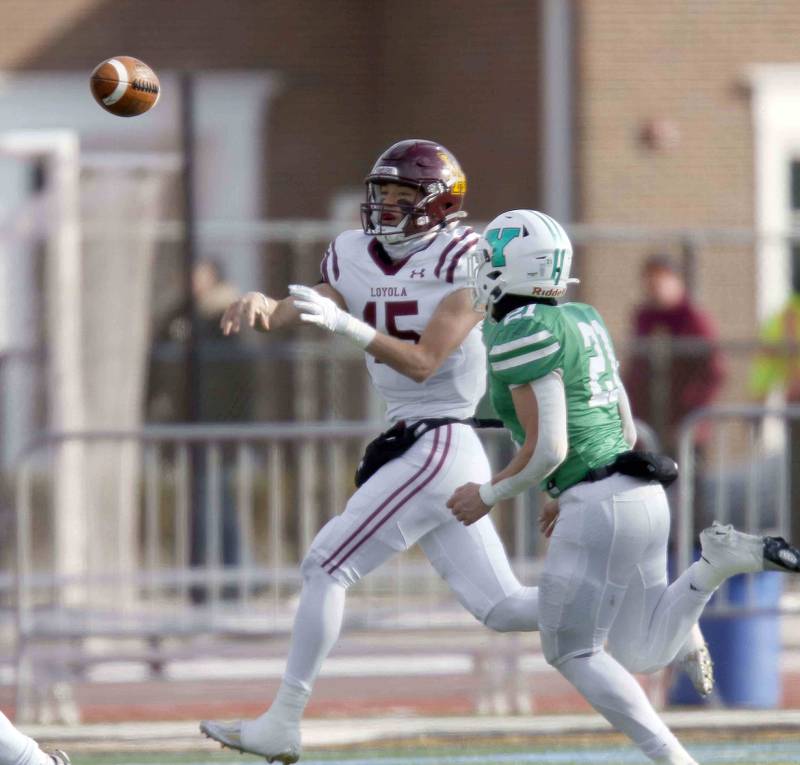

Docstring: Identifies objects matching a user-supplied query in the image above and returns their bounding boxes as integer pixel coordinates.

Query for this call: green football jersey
[483,301,629,496]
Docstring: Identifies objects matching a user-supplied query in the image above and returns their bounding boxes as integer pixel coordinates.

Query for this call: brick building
[0,0,543,221]
[3,4,797,707]
[1,0,797,396]
[576,0,800,343]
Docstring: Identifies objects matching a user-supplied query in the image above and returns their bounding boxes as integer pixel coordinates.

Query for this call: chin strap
[382,230,438,259]
[375,213,464,247]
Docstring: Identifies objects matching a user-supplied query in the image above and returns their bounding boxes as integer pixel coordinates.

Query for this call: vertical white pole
[541,0,575,222]
[0,132,86,604]
[47,134,86,604]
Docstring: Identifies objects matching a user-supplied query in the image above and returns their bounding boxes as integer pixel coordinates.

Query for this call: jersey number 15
[363,301,421,343]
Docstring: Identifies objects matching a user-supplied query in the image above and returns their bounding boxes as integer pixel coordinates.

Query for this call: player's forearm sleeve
[479,372,568,505]
[617,385,637,448]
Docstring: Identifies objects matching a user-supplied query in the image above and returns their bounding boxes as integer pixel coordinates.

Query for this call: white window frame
[749,64,800,321]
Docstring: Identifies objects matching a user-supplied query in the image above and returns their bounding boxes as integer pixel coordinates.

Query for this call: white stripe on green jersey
[490,342,560,372]
[483,301,629,496]
[489,330,553,357]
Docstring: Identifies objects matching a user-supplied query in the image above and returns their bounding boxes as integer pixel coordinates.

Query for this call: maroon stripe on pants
[326,425,453,575]
[320,428,442,570]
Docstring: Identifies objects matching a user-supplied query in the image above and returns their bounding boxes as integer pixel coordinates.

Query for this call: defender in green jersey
[483,300,629,497]
[447,209,800,765]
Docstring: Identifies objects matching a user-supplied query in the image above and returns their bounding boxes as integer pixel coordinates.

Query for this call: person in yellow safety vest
[749,292,800,402]
[750,291,800,543]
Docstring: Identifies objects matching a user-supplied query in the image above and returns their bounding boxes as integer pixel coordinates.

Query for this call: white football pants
[286,423,538,692]
[540,474,711,764]
[0,712,46,765]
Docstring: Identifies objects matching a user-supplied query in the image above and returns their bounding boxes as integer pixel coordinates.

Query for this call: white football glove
[289,284,377,349]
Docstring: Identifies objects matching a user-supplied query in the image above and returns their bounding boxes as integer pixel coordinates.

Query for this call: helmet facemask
[361,179,459,245]
[468,243,505,313]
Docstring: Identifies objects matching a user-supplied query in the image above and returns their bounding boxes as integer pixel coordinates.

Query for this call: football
[89,56,160,117]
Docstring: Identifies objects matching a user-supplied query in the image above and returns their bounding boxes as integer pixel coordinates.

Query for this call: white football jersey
[320,225,485,422]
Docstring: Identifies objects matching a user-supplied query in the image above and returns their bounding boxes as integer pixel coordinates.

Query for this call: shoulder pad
[433,226,480,283]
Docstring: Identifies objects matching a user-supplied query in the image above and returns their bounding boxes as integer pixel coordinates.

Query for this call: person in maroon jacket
[624,254,726,458]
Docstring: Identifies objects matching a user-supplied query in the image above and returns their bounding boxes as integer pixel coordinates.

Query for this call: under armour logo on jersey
[409,268,426,279]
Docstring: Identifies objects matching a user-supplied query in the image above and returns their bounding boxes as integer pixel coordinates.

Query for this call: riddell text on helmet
[531,286,565,297]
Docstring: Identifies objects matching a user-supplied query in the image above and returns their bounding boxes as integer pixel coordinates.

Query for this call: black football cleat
[763,535,800,573]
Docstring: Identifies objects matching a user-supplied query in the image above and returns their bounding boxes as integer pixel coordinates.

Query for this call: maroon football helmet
[360,139,467,244]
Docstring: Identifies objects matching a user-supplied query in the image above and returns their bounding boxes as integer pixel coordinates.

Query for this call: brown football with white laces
[89,56,160,117]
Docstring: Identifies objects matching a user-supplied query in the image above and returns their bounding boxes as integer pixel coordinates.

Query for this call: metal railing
[12,422,535,721]
[677,404,798,613]
[0,348,43,473]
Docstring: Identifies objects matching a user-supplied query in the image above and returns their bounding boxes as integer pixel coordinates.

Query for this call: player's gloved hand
[447,482,492,526]
[289,284,376,349]
[539,499,560,538]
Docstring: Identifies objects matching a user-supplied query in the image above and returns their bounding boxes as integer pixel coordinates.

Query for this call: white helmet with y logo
[469,209,578,311]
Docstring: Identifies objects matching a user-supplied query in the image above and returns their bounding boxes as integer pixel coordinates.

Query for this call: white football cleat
[699,522,764,580]
[677,643,714,697]
[200,718,301,764]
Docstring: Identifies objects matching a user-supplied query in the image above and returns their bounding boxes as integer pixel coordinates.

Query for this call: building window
[748,65,800,318]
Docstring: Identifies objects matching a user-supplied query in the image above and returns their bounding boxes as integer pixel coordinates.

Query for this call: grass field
[62,733,800,765]
[32,712,800,765]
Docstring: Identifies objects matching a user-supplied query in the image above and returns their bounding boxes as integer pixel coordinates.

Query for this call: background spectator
[148,259,248,600]
[624,254,726,458]
[750,287,800,541]
[148,259,250,423]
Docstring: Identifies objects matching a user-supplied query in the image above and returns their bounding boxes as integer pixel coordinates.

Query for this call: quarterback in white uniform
[201,140,540,762]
